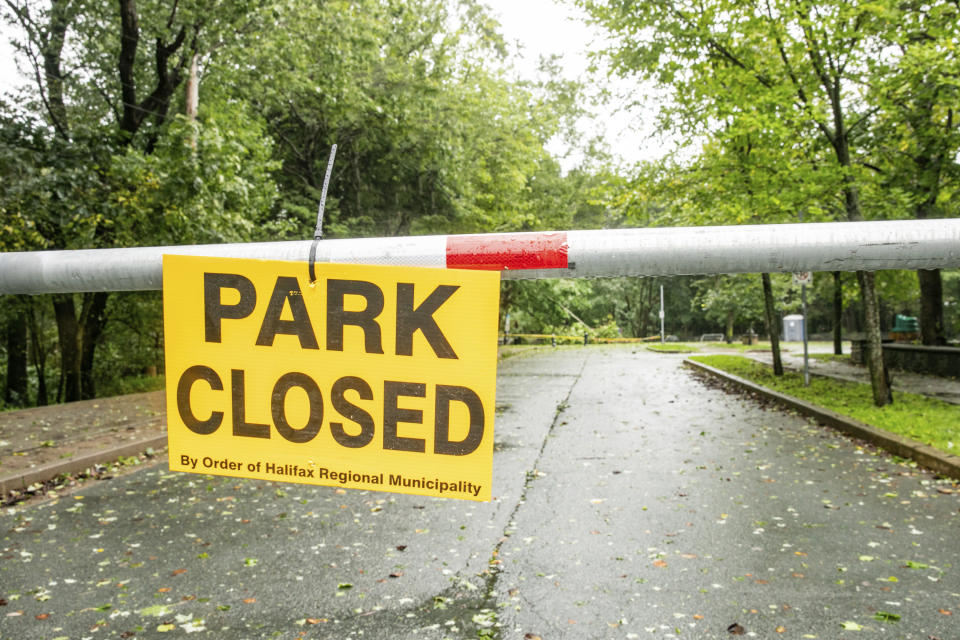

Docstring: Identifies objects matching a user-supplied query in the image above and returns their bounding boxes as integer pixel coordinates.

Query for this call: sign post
[659,284,665,343]
[793,272,813,386]
[163,256,501,501]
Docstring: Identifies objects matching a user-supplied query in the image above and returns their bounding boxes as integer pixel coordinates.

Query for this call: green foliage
[0,119,50,252]
[105,108,279,246]
[691,275,765,339]
[646,343,699,353]
[501,275,738,341]
[944,271,960,338]
[864,1,960,221]
[100,373,166,398]
[89,292,164,397]
[580,0,959,232]
[691,354,960,455]
[502,279,616,338]
[205,0,580,239]
[809,353,850,364]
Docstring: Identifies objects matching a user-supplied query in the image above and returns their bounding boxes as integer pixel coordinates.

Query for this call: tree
[581,0,901,405]
[865,2,960,345]
[613,114,843,370]
[1,0,274,401]
[206,0,579,241]
[693,275,766,342]
[761,273,784,375]
[2,297,29,406]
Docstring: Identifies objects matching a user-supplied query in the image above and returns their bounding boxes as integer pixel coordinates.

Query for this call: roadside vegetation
[809,353,854,364]
[691,354,960,456]
[645,343,700,353]
[647,341,784,353]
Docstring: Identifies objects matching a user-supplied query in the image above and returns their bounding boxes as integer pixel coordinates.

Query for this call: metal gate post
[2,219,959,295]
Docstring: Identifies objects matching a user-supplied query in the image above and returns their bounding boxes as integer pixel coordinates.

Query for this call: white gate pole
[1,219,959,295]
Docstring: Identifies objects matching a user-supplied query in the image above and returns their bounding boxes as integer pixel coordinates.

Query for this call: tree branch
[857,160,885,174]
[96,84,121,123]
[669,4,774,89]
[165,0,179,29]
[118,0,140,133]
[795,20,850,160]
[3,0,42,37]
[119,0,195,145]
[846,106,879,136]
[764,0,836,146]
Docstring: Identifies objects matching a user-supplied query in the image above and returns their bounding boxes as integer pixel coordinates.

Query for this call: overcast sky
[482,0,669,167]
[485,0,595,77]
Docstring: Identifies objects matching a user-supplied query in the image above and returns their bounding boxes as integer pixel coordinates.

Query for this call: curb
[0,434,168,496]
[684,358,960,481]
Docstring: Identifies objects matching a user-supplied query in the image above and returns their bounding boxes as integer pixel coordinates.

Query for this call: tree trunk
[839,176,890,407]
[53,294,82,403]
[856,271,892,406]
[80,292,110,399]
[913,138,946,347]
[4,298,29,406]
[833,271,843,355]
[725,309,734,344]
[29,303,49,407]
[917,269,946,346]
[499,281,514,336]
[185,54,199,121]
[638,280,654,338]
[761,273,783,376]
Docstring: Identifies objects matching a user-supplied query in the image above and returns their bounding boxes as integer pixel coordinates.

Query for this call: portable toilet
[783,314,805,342]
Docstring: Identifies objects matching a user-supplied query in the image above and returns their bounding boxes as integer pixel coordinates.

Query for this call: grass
[646,343,700,353]
[690,354,960,456]
[102,373,166,396]
[808,352,851,363]
[701,341,767,352]
[647,341,778,353]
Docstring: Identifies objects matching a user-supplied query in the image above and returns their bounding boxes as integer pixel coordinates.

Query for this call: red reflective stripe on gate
[446,232,569,271]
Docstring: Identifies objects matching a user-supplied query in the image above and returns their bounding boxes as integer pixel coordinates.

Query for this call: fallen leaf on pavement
[728,622,745,635]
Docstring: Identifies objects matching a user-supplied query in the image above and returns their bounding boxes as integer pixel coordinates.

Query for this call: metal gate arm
[1,219,958,295]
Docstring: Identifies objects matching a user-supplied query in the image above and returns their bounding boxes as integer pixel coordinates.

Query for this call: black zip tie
[308,143,338,284]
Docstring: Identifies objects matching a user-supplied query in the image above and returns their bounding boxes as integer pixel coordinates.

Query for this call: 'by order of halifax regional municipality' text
[180,454,484,498]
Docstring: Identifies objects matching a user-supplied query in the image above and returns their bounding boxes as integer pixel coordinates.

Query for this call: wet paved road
[2,346,959,639]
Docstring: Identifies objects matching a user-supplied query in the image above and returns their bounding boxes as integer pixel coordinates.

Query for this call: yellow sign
[162,255,500,501]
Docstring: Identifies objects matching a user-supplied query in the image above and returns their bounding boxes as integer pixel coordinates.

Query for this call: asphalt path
[2,346,959,639]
